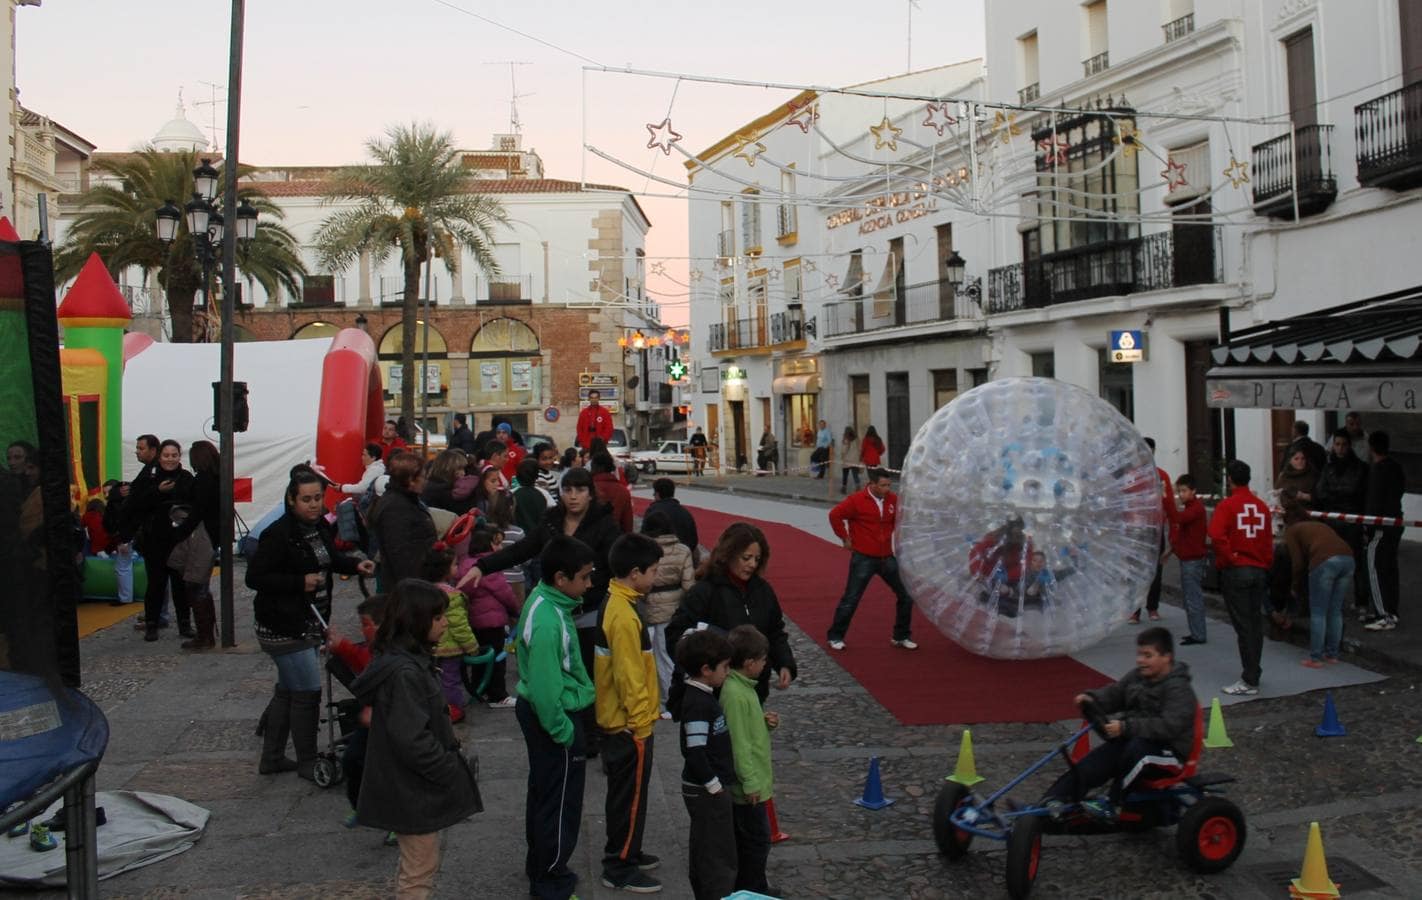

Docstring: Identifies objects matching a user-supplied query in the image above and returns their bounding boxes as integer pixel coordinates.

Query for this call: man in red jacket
[1207,460,1274,696]
[826,468,917,651]
[576,390,614,449]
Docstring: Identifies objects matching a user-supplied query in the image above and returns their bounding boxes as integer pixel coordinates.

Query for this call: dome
[153,97,208,153]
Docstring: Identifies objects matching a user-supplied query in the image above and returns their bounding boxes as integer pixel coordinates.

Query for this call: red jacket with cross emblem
[576,403,614,448]
[828,488,898,558]
[1207,486,1274,570]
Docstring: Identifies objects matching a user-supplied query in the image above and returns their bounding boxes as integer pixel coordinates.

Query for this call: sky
[17,0,985,325]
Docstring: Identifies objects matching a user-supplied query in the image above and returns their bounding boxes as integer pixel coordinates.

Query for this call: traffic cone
[1070,722,1091,763]
[1288,821,1340,898]
[945,730,985,787]
[1315,692,1347,738]
[1204,698,1234,749]
[765,797,790,843]
[853,756,895,809]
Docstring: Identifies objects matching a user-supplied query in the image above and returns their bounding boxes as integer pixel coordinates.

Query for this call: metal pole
[217,0,245,648]
[1219,305,1236,465]
[420,233,433,453]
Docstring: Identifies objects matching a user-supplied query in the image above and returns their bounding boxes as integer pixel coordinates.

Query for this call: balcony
[707,316,767,354]
[776,205,797,244]
[1356,81,1422,191]
[475,274,533,304]
[716,229,735,263]
[1083,51,1110,78]
[768,307,805,345]
[823,279,982,339]
[986,229,1223,314]
[1163,13,1194,43]
[1019,83,1040,105]
[1251,124,1337,219]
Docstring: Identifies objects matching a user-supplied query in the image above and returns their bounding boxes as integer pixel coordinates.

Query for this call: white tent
[121,338,333,528]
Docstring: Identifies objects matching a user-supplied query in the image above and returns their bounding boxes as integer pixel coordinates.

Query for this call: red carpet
[639,499,1112,725]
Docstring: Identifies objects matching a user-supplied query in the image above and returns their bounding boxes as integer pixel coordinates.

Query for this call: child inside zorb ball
[895,378,1164,659]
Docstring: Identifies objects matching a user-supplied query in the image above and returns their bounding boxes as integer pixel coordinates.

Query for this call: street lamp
[158,166,256,313]
[944,249,982,303]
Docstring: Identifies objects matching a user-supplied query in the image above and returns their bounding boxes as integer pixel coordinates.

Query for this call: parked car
[406,423,447,458]
[630,440,696,474]
[523,432,556,453]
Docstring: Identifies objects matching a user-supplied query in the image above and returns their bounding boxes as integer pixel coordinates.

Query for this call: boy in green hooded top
[514,535,598,900]
[723,625,779,896]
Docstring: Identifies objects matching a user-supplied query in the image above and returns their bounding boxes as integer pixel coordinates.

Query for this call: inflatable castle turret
[0,217,37,450]
[57,253,132,488]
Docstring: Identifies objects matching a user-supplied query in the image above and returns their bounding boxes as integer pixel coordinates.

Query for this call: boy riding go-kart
[932,627,1245,898]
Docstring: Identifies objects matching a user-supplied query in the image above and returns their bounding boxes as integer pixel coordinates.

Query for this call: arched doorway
[378,321,450,405]
[290,321,342,341]
[468,317,541,411]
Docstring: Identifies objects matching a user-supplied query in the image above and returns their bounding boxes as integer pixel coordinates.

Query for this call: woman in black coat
[168,440,221,649]
[247,468,374,779]
[667,521,797,704]
[351,578,481,894]
[137,439,195,642]
[370,450,438,590]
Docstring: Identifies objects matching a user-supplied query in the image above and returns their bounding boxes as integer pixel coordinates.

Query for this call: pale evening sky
[17,0,985,325]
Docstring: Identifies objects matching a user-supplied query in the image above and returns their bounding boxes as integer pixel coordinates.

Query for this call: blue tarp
[0,671,108,810]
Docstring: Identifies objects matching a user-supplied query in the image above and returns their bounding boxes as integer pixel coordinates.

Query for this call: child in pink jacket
[458,528,521,707]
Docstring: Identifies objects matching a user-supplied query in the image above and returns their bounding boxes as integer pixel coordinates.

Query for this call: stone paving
[22,491,1422,899]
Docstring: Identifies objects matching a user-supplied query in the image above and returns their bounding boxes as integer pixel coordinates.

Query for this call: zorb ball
[895,377,1164,659]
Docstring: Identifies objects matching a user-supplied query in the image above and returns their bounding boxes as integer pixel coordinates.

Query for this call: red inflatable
[316,328,385,500]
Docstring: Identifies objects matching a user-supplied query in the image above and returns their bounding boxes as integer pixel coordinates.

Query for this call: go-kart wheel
[1005,813,1044,899]
[329,757,345,786]
[1176,797,1246,873]
[312,757,338,789]
[931,783,974,860]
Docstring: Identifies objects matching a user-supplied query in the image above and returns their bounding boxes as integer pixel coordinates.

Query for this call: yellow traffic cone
[946,729,985,787]
[1203,697,1233,749]
[1288,821,1340,898]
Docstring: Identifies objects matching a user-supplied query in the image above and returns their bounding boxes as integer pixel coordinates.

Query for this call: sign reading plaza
[1207,375,1422,411]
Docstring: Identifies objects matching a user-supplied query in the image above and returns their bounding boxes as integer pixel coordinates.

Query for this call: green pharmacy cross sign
[666,359,688,381]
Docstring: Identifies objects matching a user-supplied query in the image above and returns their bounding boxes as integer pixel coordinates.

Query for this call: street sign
[578,386,620,402]
[1109,330,1144,363]
[579,372,620,388]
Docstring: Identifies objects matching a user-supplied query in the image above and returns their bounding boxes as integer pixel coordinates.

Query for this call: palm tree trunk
[167,270,199,343]
[400,260,420,426]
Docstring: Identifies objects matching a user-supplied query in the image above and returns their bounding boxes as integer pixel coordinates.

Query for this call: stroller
[308,603,362,789]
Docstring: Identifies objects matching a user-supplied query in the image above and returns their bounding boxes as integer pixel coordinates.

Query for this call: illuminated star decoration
[921,102,957,137]
[1037,136,1070,168]
[650,260,667,277]
[734,134,767,167]
[869,116,904,152]
[1113,122,1142,157]
[1223,156,1250,188]
[645,118,683,156]
[689,268,704,283]
[786,98,820,134]
[803,260,817,273]
[990,110,1021,144]
[1162,158,1189,192]
[824,273,840,290]
[767,268,781,282]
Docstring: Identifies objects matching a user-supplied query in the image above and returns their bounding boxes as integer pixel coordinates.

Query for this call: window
[1084,1,1109,75]
[301,275,336,306]
[1284,28,1318,128]
[1163,0,1194,42]
[1030,351,1055,378]
[467,317,542,409]
[1018,31,1040,103]
[740,191,763,255]
[1033,112,1140,253]
[968,367,989,387]
[788,394,818,448]
[777,170,797,239]
[1097,347,1134,421]
[783,261,803,306]
[379,321,449,401]
[1163,140,1210,205]
[291,321,342,341]
[718,202,735,260]
[932,369,958,409]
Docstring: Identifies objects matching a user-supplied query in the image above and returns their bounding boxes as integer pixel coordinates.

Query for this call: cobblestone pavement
[33,497,1422,899]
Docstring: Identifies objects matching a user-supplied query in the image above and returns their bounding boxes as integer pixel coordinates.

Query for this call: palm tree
[55,148,304,342]
[314,122,507,423]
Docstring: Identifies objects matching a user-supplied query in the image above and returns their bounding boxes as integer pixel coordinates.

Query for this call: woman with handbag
[139,440,194,642]
[167,440,221,650]
[351,578,484,899]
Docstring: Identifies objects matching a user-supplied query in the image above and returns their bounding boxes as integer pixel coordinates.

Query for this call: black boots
[181,586,216,650]
[288,690,323,782]
[257,687,299,774]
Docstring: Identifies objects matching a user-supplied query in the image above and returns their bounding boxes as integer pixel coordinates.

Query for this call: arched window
[468,317,541,409]
[290,321,341,341]
[378,321,450,402]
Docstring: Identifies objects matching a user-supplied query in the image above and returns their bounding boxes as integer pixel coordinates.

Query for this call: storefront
[771,357,821,473]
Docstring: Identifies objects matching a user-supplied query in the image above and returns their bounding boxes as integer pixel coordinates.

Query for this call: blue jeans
[828,552,914,642]
[1179,558,1207,641]
[1308,555,1354,661]
[269,646,322,692]
[113,545,134,604]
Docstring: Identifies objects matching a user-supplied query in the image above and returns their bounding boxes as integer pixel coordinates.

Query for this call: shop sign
[1109,330,1144,363]
[1207,376,1422,411]
[722,365,747,382]
[579,372,620,388]
[826,189,938,236]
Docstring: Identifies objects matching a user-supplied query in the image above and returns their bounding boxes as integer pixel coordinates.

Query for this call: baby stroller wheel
[312,755,344,788]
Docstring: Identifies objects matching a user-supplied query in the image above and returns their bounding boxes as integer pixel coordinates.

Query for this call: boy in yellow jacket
[594,532,665,893]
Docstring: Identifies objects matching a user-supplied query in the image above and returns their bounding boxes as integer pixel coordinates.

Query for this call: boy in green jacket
[724,625,780,896]
[514,535,598,900]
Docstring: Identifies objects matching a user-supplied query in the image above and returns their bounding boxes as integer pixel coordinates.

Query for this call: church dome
[153,97,208,152]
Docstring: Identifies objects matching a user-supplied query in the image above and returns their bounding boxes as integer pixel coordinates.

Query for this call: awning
[772,373,821,394]
[1206,287,1422,411]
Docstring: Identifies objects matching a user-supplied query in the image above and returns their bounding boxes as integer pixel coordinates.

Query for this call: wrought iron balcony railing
[1356,81,1422,191]
[1019,83,1040,105]
[1251,124,1337,218]
[1083,51,1110,78]
[822,279,982,338]
[1163,13,1195,43]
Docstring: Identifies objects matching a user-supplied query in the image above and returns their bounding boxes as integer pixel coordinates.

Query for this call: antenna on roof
[907,0,921,72]
[194,80,226,151]
[485,61,534,135]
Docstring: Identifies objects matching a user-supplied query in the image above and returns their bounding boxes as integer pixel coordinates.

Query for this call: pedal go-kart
[931,700,1245,898]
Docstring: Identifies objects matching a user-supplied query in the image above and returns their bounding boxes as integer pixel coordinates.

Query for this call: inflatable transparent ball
[895,378,1164,659]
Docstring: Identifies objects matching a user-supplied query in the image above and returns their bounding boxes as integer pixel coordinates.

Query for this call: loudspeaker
[213,381,250,433]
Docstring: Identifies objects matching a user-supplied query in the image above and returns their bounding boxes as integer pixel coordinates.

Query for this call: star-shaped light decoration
[824,273,840,290]
[990,110,1021,144]
[869,116,904,152]
[689,268,704,283]
[1161,158,1189,192]
[786,98,820,134]
[1223,156,1250,188]
[1112,122,1142,157]
[921,102,957,137]
[1037,136,1070,168]
[803,260,817,273]
[666,359,689,382]
[645,118,683,156]
[734,134,768,167]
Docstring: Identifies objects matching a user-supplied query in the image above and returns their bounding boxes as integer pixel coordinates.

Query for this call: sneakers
[1148,611,1161,622]
[1301,658,1325,669]
[447,704,466,724]
[487,697,517,709]
[7,820,28,838]
[827,640,846,651]
[633,853,660,871]
[1221,680,1259,696]
[1127,611,1141,625]
[342,810,359,829]
[891,638,919,650]
[1323,655,1342,665]
[29,823,58,852]
[1179,636,1206,646]
[1365,615,1399,631]
[383,831,398,846]
[601,870,663,893]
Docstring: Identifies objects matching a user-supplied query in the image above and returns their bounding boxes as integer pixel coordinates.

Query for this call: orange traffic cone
[766,797,790,843]
[1288,821,1340,898]
[1070,722,1091,763]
